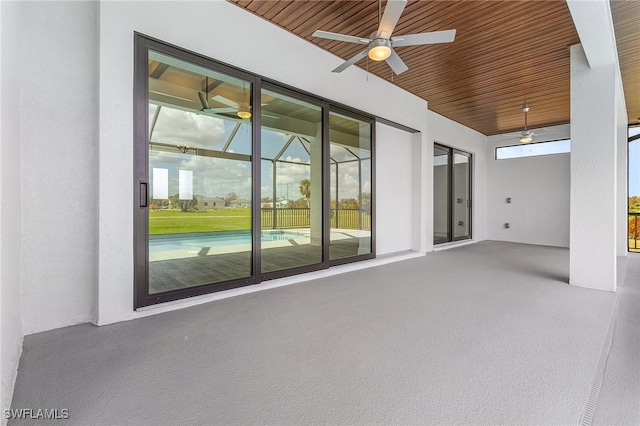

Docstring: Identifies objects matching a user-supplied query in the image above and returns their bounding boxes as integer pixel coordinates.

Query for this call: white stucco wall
[487,124,571,247]
[97,0,439,325]
[616,74,629,257]
[19,2,99,334]
[0,0,629,412]
[0,1,23,418]
[376,123,414,255]
[427,111,488,248]
[4,0,490,333]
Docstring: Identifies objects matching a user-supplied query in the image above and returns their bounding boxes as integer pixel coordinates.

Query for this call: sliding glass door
[433,145,451,244]
[260,88,324,275]
[453,152,471,240]
[329,111,373,262]
[144,50,254,298]
[433,143,472,244]
[629,126,640,252]
[134,35,375,307]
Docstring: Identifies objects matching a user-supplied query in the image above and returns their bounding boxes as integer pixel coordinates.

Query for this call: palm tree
[299,179,311,208]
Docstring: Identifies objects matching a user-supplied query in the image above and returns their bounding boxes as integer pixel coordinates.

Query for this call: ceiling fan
[497,103,549,144]
[196,77,252,119]
[198,91,253,119]
[518,104,535,143]
[516,103,551,143]
[312,0,456,75]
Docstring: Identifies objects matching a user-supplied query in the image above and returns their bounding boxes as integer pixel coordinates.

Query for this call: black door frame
[134,33,376,308]
[433,142,473,245]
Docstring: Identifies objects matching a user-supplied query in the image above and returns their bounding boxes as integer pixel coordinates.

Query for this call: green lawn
[149,209,251,235]
[149,208,369,234]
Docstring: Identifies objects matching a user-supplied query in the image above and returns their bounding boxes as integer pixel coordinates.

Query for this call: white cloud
[150,151,252,199]
[152,107,226,150]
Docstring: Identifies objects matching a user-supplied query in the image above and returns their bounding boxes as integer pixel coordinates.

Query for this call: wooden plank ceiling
[229,0,638,136]
[611,0,640,126]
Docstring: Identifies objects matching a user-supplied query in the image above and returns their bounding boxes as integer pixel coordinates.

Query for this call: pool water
[149,230,306,252]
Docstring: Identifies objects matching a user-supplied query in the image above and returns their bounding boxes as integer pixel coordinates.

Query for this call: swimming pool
[149,230,306,252]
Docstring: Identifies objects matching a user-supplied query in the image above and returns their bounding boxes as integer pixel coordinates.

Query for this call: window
[134,34,375,307]
[495,139,570,160]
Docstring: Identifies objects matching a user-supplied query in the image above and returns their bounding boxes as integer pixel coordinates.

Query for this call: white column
[569,44,617,291]
[616,79,629,257]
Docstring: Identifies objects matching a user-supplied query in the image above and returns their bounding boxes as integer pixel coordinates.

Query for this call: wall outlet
[505,223,510,229]
[506,197,511,203]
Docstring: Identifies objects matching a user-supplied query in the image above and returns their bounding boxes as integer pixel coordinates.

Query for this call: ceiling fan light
[369,45,391,61]
[519,136,533,143]
[368,38,392,61]
[237,110,252,119]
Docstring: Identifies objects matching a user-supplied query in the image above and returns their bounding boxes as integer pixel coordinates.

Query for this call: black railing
[630,213,640,252]
[261,208,310,229]
[260,207,371,231]
[330,208,371,230]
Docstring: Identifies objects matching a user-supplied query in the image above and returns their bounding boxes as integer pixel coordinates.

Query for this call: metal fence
[261,208,371,231]
[261,208,309,228]
[330,208,371,230]
[630,213,640,252]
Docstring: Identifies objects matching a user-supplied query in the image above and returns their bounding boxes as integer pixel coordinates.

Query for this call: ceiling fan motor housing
[368,38,392,61]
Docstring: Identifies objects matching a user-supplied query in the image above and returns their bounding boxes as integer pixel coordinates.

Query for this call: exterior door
[433,143,472,244]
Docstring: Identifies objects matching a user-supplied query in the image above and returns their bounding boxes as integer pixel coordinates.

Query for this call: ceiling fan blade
[332,49,369,73]
[197,92,210,110]
[312,30,370,45]
[392,29,456,47]
[261,113,280,120]
[377,0,407,38]
[498,131,523,137]
[385,49,409,75]
[203,107,236,114]
[212,95,238,108]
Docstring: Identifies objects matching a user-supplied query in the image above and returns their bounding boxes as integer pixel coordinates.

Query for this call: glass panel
[261,89,323,273]
[151,107,228,151]
[629,127,640,252]
[147,50,253,294]
[496,139,570,159]
[453,152,470,239]
[225,123,252,155]
[330,144,358,162]
[329,112,372,260]
[433,145,450,244]
[261,129,288,160]
[279,138,311,164]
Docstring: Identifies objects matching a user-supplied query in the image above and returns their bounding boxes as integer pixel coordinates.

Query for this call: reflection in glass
[433,145,450,244]
[260,89,323,273]
[329,112,372,260]
[147,50,253,294]
[453,153,471,239]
